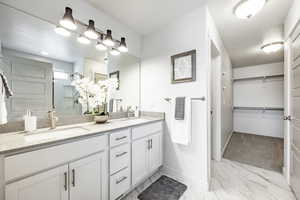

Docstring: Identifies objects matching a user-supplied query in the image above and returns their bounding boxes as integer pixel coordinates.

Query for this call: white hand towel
[170,97,191,145]
[0,80,7,125]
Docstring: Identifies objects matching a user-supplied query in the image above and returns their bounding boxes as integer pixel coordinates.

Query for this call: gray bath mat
[137,175,187,200]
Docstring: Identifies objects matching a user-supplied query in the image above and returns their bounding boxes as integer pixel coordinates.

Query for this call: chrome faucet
[48,110,58,129]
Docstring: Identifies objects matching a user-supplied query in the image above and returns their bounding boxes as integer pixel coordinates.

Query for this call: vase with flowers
[71,75,119,123]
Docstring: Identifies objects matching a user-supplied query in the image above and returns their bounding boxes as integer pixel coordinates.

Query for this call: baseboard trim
[161,165,209,193]
[222,130,233,156]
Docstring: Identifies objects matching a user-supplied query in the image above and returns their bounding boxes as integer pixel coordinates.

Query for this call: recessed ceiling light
[41,51,49,56]
[77,35,91,44]
[234,0,266,19]
[55,26,71,37]
[261,42,283,54]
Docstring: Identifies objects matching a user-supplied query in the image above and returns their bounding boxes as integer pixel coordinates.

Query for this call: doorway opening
[210,40,222,162]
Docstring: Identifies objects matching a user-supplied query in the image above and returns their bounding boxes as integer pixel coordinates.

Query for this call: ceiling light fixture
[60,7,77,30]
[41,51,49,56]
[234,0,266,19]
[118,37,128,52]
[84,20,99,40]
[110,48,120,56]
[54,26,71,37]
[77,35,91,44]
[103,30,115,46]
[261,42,283,54]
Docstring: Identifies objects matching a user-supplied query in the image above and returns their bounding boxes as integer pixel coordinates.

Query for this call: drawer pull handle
[116,151,128,157]
[72,169,75,187]
[116,176,127,184]
[64,172,68,191]
[115,194,124,200]
[115,136,127,141]
[147,139,151,150]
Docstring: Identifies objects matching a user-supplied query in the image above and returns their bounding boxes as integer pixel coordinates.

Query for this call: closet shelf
[233,74,284,82]
[233,106,284,111]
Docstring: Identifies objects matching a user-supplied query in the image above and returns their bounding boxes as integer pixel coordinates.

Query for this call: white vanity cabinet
[131,122,163,187]
[69,153,107,200]
[4,135,108,200]
[2,120,164,200]
[5,165,69,200]
[6,153,107,200]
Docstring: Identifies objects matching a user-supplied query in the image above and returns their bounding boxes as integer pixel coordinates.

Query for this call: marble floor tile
[123,159,295,200]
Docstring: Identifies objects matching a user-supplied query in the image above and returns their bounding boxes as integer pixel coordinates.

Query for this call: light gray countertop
[0,117,164,155]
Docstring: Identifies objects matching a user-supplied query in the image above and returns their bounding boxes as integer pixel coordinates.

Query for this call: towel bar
[164,97,205,102]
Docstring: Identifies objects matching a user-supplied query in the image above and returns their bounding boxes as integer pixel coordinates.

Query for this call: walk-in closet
[224,62,284,172]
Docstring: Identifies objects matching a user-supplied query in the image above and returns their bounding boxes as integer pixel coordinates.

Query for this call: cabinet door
[69,152,108,200]
[6,165,68,200]
[149,133,162,172]
[132,137,149,186]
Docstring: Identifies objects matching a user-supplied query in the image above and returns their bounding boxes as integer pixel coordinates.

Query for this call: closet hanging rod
[233,106,284,111]
[233,74,284,82]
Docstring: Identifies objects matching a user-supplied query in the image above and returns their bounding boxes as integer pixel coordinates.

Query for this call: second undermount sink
[24,127,89,142]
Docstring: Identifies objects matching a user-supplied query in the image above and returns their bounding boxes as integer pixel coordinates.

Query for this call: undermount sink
[24,127,89,142]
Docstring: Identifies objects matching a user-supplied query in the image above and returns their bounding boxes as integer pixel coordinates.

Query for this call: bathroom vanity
[0,117,164,200]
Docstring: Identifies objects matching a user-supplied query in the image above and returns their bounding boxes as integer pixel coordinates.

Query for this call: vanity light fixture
[261,42,283,54]
[55,7,128,52]
[59,7,77,30]
[103,30,115,46]
[40,51,49,56]
[77,35,91,44]
[54,26,71,37]
[234,0,266,19]
[110,48,120,56]
[96,34,107,51]
[96,42,107,51]
[118,37,128,52]
[84,20,99,40]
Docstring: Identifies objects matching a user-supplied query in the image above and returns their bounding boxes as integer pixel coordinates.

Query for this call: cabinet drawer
[110,129,130,147]
[110,144,130,175]
[132,122,163,140]
[110,168,130,200]
[5,135,108,182]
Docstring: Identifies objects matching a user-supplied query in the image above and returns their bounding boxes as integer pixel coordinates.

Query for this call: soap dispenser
[24,109,37,132]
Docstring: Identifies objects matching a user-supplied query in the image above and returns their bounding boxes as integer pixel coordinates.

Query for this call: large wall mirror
[0,3,140,122]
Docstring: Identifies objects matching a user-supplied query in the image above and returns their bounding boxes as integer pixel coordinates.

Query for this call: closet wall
[233,62,284,138]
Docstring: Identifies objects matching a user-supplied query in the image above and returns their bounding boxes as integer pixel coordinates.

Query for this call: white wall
[141,6,209,194]
[206,10,233,156]
[83,58,107,80]
[233,62,284,138]
[0,39,2,57]
[140,5,231,193]
[0,0,142,57]
[284,0,300,38]
[108,56,140,110]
